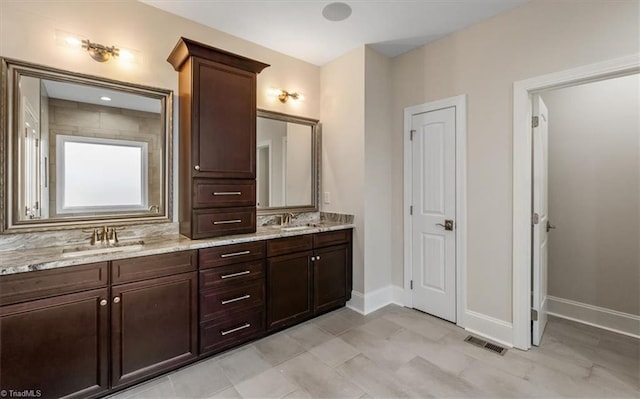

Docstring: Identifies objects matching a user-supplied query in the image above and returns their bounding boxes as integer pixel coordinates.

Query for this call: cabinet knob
[194,165,200,171]
[100,299,108,306]
[311,256,316,261]
[316,255,321,261]
[113,296,121,304]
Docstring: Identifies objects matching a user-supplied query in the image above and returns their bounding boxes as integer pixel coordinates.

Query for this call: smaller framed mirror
[256,110,320,214]
[1,58,173,232]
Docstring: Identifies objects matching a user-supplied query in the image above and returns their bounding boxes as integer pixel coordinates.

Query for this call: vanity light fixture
[55,30,139,64]
[273,89,304,103]
[83,39,119,63]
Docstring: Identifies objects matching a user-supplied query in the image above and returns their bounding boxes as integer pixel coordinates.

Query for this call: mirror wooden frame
[256,109,320,215]
[0,58,173,233]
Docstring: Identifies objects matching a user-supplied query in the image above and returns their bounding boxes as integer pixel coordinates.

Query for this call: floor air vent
[464,335,507,356]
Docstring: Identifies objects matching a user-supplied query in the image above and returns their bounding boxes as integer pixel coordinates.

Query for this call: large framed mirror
[256,109,320,214]
[1,58,173,232]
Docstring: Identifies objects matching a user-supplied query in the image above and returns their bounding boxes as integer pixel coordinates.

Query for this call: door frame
[403,94,467,328]
[257,140,273,207]
[511,54,639,350]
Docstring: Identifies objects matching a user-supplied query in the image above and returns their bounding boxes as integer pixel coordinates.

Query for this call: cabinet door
[0,288,109,399]
[111,272,198,388]
[193,58,256,179]
[266,251,313,331]
[314,244,350,314]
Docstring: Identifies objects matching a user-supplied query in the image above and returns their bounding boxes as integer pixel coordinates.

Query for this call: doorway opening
[512,55,640,350]
[257,141,272,208]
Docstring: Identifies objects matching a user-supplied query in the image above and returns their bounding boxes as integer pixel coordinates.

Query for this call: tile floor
[109,305,639,398]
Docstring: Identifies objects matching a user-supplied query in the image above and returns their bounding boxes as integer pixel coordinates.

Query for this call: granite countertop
[0,222,354,276]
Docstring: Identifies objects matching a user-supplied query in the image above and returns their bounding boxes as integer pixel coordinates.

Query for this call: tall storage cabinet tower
[167,38,269,239]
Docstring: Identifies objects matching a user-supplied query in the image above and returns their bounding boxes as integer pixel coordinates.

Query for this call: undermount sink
[281,225,311,232]
[61,240,145,258]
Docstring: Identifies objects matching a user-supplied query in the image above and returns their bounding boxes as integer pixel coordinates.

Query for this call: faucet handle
[91,229,98,245]
[109,228,119,244]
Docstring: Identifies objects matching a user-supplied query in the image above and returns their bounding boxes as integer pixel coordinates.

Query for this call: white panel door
[532,94,549,346]
[411,107,456,322]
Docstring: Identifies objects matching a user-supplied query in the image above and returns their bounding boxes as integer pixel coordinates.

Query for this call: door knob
[546,221,556,232]
[436,220,454,231]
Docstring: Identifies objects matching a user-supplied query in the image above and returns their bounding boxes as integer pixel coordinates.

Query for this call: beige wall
[321,47,366,293]
[391,0,640,322]
[320,46,394,300]
[542,74,640,316]
[364,47,393,293]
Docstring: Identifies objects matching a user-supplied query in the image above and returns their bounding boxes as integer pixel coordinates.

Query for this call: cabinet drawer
[267,234,313,257]
[200,261,264,290]
[0,262,108,306]
[193,207,256,239]
[200,308,264,355]
[193,179,255,208]
[200,279,264,322]
[313,229,352,248]
[199,241,265,269]
[112,250,197,285]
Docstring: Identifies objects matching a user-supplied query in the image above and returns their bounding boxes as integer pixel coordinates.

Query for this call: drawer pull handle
[213,191,242,196]
[213,219,242,225]
[220,250,251,258]
[221,323,251,336]
[221,270,251,279]
[221,294,251,305]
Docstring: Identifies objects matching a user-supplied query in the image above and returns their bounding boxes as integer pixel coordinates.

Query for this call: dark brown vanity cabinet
[0,263,110,399]
[313,244,351,314]
[167,37,269,239]
[110,251,198,388]
[199,241,266,355]
[266,230,353,332]
[0,251,198,398]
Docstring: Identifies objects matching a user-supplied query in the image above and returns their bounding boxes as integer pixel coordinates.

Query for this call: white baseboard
[547,296,640,339]
[346,291,365,314]
[346,285,404,315]
[464,310,514,347]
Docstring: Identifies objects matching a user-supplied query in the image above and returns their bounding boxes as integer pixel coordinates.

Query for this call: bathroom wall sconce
[83,39,119,63]
[278,89,304,103]
[269,88,304,103]
[55,30,139,64]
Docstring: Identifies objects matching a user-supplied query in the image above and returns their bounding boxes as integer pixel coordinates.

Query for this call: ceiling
[42,80,161,113]
[140,0,528,66]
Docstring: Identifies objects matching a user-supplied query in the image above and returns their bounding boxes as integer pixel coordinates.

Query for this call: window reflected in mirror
[256,110,319,212]
[56,135,148,215]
